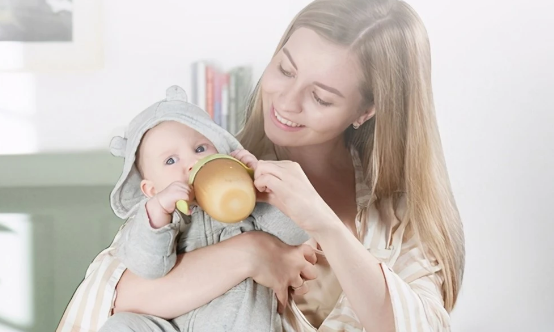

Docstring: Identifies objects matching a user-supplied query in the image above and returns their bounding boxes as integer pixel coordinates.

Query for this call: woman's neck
[274,139,353,179]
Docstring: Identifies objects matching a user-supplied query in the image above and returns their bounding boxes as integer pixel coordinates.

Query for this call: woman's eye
[195,145,206,153]
[279,64,294,78]
[165,157,176,165]
[313,92,332,107]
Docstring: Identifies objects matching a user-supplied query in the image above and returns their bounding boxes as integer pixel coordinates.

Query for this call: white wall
[1,0,553,331]
[409,0,554,331]
[0,0,313,154]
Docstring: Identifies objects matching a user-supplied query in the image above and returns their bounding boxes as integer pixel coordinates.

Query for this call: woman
[57,0,464,331]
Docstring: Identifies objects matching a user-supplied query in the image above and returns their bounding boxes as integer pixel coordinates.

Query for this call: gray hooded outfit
[99,86,308,332]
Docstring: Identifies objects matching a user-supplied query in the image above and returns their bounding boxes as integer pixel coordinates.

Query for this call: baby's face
[138,121,218,196]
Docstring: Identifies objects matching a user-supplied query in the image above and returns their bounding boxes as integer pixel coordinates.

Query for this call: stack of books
[190,61,254,135]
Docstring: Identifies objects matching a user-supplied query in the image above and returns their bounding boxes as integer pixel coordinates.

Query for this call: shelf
[0,150,123,188]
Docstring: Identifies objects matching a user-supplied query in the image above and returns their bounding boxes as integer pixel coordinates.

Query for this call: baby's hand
[231,149,259,170]
[146,182,195,228]
[155,181,195,214]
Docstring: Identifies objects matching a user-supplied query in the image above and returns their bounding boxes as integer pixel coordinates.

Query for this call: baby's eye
[195,145,206,153]
[165,157,176,165]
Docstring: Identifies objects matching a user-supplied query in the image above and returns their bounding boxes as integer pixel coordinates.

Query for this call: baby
[98,85,308,332]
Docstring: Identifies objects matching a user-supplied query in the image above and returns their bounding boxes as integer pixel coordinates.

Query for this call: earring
[353,123,360,129]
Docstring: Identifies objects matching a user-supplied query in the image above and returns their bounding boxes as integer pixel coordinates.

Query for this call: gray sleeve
[115,199,180,279]
[250,203,309,246]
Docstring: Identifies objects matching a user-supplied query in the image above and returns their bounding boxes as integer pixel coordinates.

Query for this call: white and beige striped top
[56,151,451,331]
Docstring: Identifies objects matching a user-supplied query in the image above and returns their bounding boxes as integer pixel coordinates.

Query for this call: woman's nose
[277,84,302,113]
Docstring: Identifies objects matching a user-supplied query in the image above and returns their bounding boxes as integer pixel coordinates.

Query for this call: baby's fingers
[231,149,258,170]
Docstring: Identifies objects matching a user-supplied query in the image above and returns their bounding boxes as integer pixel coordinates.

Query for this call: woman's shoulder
[57,247,126,331]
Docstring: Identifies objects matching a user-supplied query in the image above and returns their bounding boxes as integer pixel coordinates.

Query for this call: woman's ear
[140,179,156,198]
[353,105,375,128]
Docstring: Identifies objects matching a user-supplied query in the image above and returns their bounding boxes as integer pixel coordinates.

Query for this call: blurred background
[0,0,552,331]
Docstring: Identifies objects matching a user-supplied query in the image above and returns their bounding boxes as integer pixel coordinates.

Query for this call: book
[191,61,253,135]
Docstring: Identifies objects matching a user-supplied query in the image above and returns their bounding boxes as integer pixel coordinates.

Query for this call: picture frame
[0,0,103,72]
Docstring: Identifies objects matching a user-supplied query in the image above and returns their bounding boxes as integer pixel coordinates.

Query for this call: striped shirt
[56,151,450,331]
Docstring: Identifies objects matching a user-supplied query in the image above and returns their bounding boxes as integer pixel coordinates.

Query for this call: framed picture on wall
[0,0,103,72]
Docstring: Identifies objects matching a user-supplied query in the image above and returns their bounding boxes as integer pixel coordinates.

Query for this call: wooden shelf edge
[0,150,123,188]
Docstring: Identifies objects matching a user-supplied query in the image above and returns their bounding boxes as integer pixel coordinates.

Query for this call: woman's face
[260,28,370,148]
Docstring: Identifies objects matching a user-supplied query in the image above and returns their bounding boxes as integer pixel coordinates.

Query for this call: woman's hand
[254,160,337,234]
[244,231,317,313]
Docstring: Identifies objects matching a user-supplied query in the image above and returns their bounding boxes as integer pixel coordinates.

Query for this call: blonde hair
[237,0,464,311]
